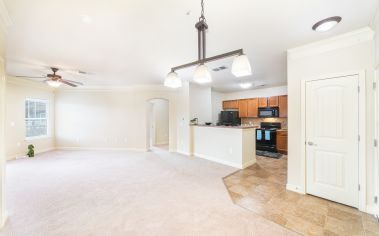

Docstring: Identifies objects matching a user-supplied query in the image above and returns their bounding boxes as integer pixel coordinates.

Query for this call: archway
[146,98,169,151]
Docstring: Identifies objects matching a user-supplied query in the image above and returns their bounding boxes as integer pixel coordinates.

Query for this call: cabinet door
[247,98,258,117]
[223,100,239,109]
[276,131,288,154]
[278,95,288,117]
[238,99,248,117]
[222,101,230,109]
[258,97,268,108]
[268,96,279,107]
[231,100,239,109]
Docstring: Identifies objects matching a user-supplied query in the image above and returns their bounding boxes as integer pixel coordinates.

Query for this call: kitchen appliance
[258,107,279,118]
[219,111,241,126]
[256,122,281,152]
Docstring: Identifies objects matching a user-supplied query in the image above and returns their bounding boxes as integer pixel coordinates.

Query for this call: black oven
[256,122,281,152]
[258,107,279,118]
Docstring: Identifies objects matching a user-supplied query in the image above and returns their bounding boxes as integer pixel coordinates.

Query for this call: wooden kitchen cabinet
[223,100,239,109]
[278,95,288,118]
[268,96,279,107]
[258,97,268,107]
[276,130,288,154]
[247,98,258,117]
[238,99,248,117]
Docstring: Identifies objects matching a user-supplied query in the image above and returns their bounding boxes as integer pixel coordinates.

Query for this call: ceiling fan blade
[63,79,84,85]
[60,80,77,87]
[12,75,47,79]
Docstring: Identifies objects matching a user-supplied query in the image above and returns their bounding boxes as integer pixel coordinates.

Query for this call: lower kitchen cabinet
[276,130,288,154]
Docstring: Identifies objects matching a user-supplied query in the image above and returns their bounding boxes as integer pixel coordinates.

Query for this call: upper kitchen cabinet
[238,99,248,117]
[268,96,279,107]
[223,100,239,110]
[258,97,268,107]
[247,98,258,117]
[279,95,288,117]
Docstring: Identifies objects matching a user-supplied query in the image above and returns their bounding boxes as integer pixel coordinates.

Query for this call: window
[25,99,49,138]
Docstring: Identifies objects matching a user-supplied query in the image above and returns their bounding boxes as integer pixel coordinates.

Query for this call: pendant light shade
[232,54,252,77]
[46,80,62,88]
[164,71,182,88]
[193,64,212,84]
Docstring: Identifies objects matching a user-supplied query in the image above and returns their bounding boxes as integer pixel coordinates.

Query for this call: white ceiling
[4,0,379,92]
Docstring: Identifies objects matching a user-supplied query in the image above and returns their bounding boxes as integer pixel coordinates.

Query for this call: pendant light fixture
[164,71,182,88]
[164,0,252,88]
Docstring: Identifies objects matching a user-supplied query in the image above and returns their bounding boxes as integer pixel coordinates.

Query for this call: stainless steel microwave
[258,107,279,118]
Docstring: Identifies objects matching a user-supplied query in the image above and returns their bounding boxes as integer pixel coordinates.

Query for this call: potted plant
[27,144,35,158]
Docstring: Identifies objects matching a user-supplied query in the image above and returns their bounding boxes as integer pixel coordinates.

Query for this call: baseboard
[176,150,191,156]
[241,159,256,169]
[286,184,306,194]
[194,153,241,169]
[365,204,378,215]
[56,147,148,152]
[7,147,56,160]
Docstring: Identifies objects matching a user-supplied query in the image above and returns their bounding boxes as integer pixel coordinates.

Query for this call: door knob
[308,141,317,146]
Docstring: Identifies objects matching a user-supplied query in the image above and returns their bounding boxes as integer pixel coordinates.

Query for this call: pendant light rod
[171,49,244,72]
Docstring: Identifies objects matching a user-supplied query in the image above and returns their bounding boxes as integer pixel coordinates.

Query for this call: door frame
[375,68,379,218]
[300,71,366,212]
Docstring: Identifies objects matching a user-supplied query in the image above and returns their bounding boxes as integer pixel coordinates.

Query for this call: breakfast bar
[190,125,257,169]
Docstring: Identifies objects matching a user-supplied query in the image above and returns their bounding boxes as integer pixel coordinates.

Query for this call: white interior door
[306,75,359,207]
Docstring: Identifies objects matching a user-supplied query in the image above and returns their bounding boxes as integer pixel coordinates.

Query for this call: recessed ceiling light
[312,16,342,32]
[81,15,92,24]
[239,82,253,89]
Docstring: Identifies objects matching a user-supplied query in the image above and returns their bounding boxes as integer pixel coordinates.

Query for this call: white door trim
[375,70,379,218]
[300,71,366,212]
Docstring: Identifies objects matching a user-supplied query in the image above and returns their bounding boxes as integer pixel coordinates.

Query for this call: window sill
[25,136,51,141]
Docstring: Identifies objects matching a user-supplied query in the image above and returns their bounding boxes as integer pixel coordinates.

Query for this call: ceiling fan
[14,67,84,88]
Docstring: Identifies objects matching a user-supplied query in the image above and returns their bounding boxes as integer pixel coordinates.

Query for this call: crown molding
[287,27,375,60]
[56,84,178,93]
[0,0,12,34]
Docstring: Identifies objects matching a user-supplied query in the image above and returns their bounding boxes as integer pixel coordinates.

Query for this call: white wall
[189,84,212,124]
[150,99,169,145]
[223,86,287,100]
[55,85,190,154]
[211,90,224,124]
[287,27,376,211]
[5,77,55,160]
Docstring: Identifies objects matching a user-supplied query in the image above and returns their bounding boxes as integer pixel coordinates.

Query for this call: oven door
[256,129,277,152]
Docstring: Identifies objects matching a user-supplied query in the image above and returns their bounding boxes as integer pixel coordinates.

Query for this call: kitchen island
[190,125,257,169]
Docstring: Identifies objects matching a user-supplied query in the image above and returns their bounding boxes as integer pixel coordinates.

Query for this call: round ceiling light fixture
[312,16,342,32]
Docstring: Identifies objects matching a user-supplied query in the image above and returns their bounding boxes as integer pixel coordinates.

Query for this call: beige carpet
[0,149,296,236]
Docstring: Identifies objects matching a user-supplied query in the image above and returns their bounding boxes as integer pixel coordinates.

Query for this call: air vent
[212,66,228,72]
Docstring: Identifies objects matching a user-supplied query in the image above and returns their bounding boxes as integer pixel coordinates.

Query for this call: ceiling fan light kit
[46,80,62,88]
[164,0,252,88]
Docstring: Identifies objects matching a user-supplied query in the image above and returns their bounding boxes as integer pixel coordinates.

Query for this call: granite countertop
[190,124,259,129]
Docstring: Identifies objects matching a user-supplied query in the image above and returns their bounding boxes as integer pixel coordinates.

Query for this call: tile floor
[223,156,379,236]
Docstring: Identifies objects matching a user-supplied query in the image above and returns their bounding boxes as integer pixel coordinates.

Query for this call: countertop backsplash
[242,118,288,129]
